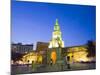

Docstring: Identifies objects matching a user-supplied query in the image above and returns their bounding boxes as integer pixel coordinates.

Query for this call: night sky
[11,1,96,49]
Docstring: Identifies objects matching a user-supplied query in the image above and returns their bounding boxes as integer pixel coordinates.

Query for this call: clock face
[56,26,59,30]
[54,26,59,30]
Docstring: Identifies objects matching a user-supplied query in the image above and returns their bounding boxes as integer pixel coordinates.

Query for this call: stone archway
[51,51,57,64]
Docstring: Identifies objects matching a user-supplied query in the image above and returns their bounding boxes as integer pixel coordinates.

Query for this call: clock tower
[47,19,64,65]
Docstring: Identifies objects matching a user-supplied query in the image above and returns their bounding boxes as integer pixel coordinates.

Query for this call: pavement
[11,62,96,75]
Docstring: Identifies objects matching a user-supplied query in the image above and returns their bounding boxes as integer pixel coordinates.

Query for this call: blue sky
[11,1,96,48]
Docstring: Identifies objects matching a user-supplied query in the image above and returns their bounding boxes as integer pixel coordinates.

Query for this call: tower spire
[54,19,60,31]
[55,19,59,25]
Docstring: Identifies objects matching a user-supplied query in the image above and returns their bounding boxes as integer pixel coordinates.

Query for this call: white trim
[17,0,96,6]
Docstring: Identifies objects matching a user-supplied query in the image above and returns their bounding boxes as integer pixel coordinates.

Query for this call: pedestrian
[50,59,53,66]
[67,56,70,69]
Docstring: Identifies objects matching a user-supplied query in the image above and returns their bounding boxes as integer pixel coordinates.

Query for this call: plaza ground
[11,62,95,75]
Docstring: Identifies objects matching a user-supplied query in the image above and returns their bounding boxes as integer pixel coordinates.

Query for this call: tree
[11,51,24,61]
[86,40,96,57]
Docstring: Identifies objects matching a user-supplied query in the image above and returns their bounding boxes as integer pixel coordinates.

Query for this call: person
[27,60,30,67]
[67,56,70,69]
[50,59,53,66]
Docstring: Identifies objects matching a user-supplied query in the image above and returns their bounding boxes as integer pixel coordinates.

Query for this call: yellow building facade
[22,52,43,64]
[67,46,89,63]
